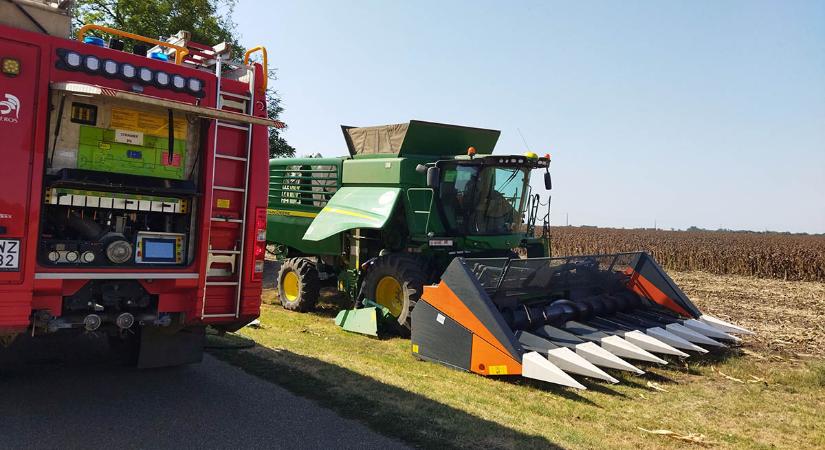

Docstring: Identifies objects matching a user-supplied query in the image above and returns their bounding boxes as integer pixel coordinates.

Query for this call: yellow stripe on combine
[324,207,381,222]
[267,208,318,219]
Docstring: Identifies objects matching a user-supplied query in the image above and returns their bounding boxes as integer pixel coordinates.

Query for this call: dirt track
[672,271,825,358]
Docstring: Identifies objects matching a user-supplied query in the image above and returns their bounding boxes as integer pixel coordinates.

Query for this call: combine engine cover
[411,253,752,389]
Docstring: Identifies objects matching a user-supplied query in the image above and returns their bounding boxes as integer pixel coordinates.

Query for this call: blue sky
[235,1,825,233]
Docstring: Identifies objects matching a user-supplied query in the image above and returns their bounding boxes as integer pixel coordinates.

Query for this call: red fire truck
[0,2,275,367]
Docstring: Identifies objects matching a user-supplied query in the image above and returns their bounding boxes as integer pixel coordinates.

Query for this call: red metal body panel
[0,23,267,335]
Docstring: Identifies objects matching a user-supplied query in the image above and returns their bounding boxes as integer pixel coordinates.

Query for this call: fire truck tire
[278,258,320,312]
[363,253,428,331]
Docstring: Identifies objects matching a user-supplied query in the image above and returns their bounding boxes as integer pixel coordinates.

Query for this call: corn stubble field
[209,228,825,449]
[550,226,825,282]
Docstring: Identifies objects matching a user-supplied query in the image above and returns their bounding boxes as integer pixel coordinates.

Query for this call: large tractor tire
[363,254,428,331]
[278,258,320,312]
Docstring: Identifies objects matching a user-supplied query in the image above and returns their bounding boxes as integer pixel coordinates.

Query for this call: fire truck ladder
[201,56,256,319]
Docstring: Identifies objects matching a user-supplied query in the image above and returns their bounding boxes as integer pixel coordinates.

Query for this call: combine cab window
[439,165,528,235]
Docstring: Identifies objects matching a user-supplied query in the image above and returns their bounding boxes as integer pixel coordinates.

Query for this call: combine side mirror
[426,167,441,188]
[544,172,552,190]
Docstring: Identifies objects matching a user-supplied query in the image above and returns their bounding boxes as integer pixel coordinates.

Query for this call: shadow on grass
[208,340,564,450]
[659,347,744,376]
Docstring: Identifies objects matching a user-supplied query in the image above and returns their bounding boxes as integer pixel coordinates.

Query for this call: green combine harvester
[267,120,752,389]
[267,120,551,329]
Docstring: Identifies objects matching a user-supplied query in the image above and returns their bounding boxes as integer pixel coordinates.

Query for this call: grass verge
[208,288,825,450]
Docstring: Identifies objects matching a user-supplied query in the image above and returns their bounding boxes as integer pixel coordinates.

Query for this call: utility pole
[566,213,569,227]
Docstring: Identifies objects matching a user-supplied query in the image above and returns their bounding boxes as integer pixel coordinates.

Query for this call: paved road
[0,337,407,450]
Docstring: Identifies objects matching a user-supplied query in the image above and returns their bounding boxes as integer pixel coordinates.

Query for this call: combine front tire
[363,254,428,330]
[278,258,320,312]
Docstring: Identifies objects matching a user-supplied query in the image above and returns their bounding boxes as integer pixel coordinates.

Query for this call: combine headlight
[138,67,153,83]
[121,63,136,79]
[172,74,186,90]
[155,71,170,87]
[187,78,202,94]
[64,51,82,69]
[84,55,100,72]
[103,59,118,76]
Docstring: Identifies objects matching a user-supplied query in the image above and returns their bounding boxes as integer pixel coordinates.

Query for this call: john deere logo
[0,93,20,123]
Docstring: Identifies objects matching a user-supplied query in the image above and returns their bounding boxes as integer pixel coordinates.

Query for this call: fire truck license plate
[0,239,20,271]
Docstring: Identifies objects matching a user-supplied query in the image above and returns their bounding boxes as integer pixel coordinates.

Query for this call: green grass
[208,293,825,450]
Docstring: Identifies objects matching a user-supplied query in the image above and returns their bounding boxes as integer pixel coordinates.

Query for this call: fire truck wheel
[363,253,428,331]
[278,258,320,312]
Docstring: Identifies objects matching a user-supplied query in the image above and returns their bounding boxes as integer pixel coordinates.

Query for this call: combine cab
[413,253,752,388]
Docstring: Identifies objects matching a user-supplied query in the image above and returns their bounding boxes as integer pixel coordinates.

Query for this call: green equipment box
[77,126,187,180]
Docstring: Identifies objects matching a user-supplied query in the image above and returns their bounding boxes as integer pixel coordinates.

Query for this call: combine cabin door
[0,39,39,284]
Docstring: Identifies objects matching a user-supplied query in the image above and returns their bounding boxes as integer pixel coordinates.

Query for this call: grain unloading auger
[411,252,752,389]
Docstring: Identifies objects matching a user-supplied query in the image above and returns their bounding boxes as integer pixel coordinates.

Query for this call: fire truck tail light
[251,208,267,281]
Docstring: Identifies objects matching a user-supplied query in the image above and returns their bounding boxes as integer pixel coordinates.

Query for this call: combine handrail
[243,46,268,91]
[76,24,190,65]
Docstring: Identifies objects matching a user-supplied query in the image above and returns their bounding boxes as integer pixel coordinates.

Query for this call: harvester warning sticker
[216,199,231,209]
[488,365,508,375]
[111,107,187,139]
[412,344,419,353]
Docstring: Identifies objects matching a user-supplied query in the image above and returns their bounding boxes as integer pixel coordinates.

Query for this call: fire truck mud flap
[137,325,205,369]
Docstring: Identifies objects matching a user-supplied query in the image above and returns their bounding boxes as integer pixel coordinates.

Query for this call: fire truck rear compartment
[39,92,203,269]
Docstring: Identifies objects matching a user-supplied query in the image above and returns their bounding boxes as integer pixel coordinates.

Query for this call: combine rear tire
[278,258,320,312]
[363,254,428,331]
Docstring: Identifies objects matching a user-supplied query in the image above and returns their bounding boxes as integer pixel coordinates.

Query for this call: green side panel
[267,156,344,254]
[403,188,436,236]
[341,158,402,184]
[335,307,379,336]
[341,157,429,185]
[303,187,401,242]
[77,126,186,180]
[266,212,341,255]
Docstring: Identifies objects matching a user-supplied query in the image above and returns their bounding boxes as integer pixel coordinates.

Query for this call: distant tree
[264,70,295,158]
[73,0,293,158]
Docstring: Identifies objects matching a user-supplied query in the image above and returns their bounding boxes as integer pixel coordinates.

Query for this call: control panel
[135,231,185,264]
